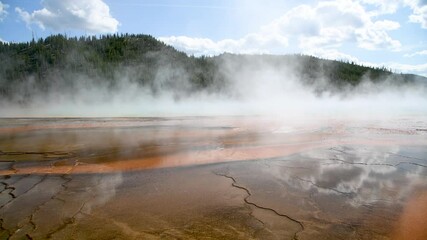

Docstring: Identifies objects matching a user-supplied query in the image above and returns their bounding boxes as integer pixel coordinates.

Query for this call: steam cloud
[1,50,426,118]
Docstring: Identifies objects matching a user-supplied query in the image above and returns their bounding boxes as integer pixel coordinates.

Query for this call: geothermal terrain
[1,35,427,239]
[0,116,426,240]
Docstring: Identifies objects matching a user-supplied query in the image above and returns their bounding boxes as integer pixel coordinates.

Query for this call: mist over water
[1,52,426,118]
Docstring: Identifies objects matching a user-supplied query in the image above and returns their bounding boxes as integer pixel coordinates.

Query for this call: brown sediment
[392,191,427,240]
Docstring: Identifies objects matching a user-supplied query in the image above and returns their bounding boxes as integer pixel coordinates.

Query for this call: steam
[1,51,426,118]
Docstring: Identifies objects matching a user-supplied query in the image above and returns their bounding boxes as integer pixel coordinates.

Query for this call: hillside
[0,34,425,103]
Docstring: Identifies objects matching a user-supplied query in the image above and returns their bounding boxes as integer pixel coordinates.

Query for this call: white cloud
[0,1,8,21]
[0,37,7,43]
[404,0,427,28]
[409,6,427,29]
[161,0,401,56]
[291,0,401,51]
[160,33,289,56]
[264,5,320,37]
[355,20,401,50]
[358,0,427,29]
[263,1,370,50]
[404,49,427,57]
[15,0,119,33]
[360,0,401,15]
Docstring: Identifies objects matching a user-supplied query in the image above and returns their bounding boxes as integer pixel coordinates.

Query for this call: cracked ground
[0,117,426,239]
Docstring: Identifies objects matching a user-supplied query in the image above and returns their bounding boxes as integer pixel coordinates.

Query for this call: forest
[0,34,425,104]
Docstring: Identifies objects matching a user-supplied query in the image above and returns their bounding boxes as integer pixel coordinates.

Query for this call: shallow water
[0,117,426,239]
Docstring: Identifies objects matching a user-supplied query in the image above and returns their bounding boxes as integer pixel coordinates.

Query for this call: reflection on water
[269,146,427,207]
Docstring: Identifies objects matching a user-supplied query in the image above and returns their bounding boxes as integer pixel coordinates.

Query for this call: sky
[0,0,426,76]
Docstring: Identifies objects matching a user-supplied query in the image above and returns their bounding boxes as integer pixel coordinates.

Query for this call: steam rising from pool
[1,54,426,118]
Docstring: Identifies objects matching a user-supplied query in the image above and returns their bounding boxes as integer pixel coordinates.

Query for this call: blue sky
[1,0,426,76]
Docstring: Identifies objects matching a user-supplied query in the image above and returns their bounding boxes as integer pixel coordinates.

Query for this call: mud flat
[0,116,426,239]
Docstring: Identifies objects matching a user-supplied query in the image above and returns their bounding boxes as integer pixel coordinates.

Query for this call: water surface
[0,117,426,239]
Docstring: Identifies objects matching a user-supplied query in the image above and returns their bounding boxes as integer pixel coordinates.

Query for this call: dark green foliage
[0,33,425,103]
